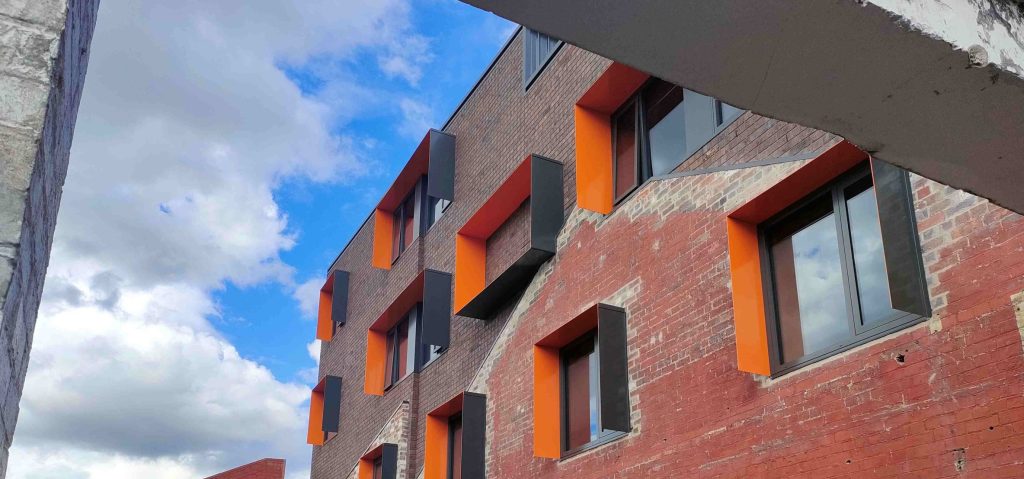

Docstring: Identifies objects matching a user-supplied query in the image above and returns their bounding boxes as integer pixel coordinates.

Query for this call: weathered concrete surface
[0,0,99,475]
[459,0,1024,216]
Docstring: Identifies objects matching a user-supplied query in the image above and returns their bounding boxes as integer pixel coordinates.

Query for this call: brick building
[205,458,286,479]
[307,27,1024,479]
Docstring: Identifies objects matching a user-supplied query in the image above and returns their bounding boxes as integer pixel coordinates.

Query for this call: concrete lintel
[460,0,1024,214]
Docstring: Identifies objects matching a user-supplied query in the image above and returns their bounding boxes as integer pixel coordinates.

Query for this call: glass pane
[565,350,591,450]
[407,308,419,373]
[373,458,382,479]
[613,103,637,199]
[846,183,898,326]
[770,198,850,363]
[643,80,686,176]
[402,194,416,249]
[716,100,742,126]
[396,319,409,379]
[449,416,463,479]
[391,208,403,261]
[384,331,395,386]
[587,341,601,442]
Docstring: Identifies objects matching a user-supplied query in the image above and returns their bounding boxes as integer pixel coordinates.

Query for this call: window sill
[768,312,928,379]
[383,372,413,394]
[559,430,629,461]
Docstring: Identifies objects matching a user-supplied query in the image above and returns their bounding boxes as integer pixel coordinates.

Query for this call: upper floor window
[762,164,927,372]
[425,194,450,230]
[384,307,416,389]
[523,28,562,90]
[612,79,742,203]
[391,189,418,263]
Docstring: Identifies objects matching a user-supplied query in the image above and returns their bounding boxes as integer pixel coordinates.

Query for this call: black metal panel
[427,129,456,201]
[331,270,349,325]
[457,247,552,320]
[421,269,452,349]
[597,305,630,433]
[381,443,398,479]
[461,392,487,478]
[872,159,931,317]
[530,155,564,253]
[322,375,342,434]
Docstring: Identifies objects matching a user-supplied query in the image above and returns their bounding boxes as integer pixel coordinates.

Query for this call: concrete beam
[460,0,1024,214]
[0,0,99,475]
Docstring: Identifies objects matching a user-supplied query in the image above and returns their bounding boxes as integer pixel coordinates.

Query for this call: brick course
[313,27,1024,479]
[205,458,285,479]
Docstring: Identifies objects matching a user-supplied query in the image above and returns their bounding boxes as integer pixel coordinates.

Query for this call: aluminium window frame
[758,163,927,377]
[523,28,565,91]
[446,412,463,479]
[557,329,626,458]
[611,79,744,206]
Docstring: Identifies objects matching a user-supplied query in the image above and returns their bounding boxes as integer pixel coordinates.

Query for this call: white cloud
[398,98,435,140]
[293,278,324,320]
[9,0,433,477]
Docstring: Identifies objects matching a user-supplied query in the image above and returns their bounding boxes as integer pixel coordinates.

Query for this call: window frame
[523,28,564,91]
[557,330,624,457]
[610,79,745,207]
[384,308,416,390]
[758,163,927,376]
[446,412,463,479]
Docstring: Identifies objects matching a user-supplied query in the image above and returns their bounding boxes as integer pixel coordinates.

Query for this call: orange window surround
[726,140,868,375]
[358,443,397,479]
[533,304,608,458]
[424,392,464,479]
[316,273,336,341]
[574,62,650,214]
[306,381,326,446]
[372,132,432,270]
[453,156,533,312]
[371,129,456,270]
[364,272,425,396]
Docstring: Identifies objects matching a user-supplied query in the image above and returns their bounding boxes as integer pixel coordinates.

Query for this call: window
[372,457,383,479]
[523,28,562,90]
[391,189,418,263]
[384,307,417,389]
[560,331,611,453]
[762,164,925,372]
[611,79,743,203]
[534,304,629,459]
[425,194,450,230]
[447,413,463,479]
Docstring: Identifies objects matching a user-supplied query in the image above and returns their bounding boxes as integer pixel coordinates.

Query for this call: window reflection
[770,198,849,363]
[846,182,898,326]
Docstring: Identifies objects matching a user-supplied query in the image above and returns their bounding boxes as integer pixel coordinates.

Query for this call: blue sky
[216,2,514,384]
[8,1,514,478]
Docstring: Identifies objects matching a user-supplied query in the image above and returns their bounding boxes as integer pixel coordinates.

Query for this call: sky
[7,1,513,478]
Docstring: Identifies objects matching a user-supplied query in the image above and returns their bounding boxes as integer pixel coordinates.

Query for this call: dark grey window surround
[759,163,930,377]
[523,28,563,90]
[611,78,743,205]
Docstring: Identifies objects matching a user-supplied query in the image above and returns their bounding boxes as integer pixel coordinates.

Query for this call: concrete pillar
[0,0,99,474]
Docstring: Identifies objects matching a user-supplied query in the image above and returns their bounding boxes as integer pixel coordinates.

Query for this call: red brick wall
[482,159,1024,478]
[312,24,1024,479]
[206,458,285,479]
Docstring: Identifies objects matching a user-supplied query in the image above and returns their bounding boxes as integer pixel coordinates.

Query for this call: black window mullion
[830,182,862,340]
[636,92,652,183]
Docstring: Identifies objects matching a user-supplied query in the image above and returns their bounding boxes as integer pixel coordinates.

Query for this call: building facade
[206,458,286,479]
[308,28,1024,479]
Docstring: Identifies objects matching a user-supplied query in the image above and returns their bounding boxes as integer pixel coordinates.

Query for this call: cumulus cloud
[293,277,324,320]
[398,98,435,140]
[8,0,435,477]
